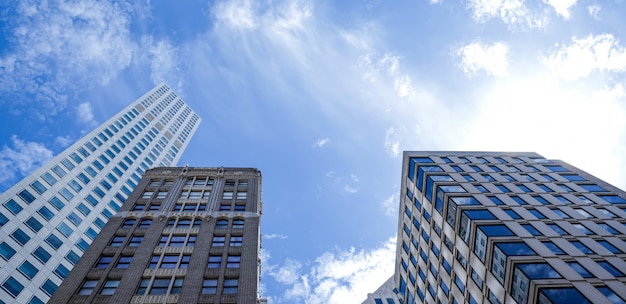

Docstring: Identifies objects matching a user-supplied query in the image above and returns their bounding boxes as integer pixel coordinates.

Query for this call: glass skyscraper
[0,83,200,303]
[396,152,626,304]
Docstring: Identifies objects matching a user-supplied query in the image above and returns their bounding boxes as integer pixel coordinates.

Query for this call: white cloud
[466,0,547,28]
[55,135,74,148]
[76,102,96,126]
[264,233,289,240]
[543,34,626,81]
[312,138,330,148]
[343,185,358,193]
[381,194,397,216]
[588,4,601,19]
[214,0,258,30]
[266,237,396,304]
[0,135,53,186]
[384,127,400,157]
[143,37,182,92]
[455,41,509,77]
[0,1,140,114]
[544,0,578,19]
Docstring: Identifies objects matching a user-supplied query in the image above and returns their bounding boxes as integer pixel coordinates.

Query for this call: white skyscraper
[0,83,201,303]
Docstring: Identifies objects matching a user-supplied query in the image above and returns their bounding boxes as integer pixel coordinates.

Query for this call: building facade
[49,166,263,304]
[395,152,626,304]
[0,84,200,303]
[361,276,402,304]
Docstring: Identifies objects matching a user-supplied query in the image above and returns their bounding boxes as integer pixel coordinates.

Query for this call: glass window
[567,262,593,278]
[25,216,43,232]
[18,260,39,279]
[78,280,98,295]
[517,263,561,279]
[32,246,51,263]
[129,236,143,246]
[2,276,24,297]
[520,224,541,236]
[96,256,113,268]
[542,241,565,254]
[30,181,47,194]
[505,209,522,219]
[208,255,222,268]
[581,184,606,192]
[598,261,625,277]
[202,279,218,294]
[52,165,67,177]
[4,199,23,215]
[230,236,243,246]
[54,263,71,279]
[116,255,133,268]
[42,173,57,186]
[223,278,238,294]
[548,224,567,235]
[597,286,626,304]
[570,241,594,254]
[597,240,622,254]
[573,224,593,235]
[11,228,31,245]
[529,209,546,219]
[139,219,152,228]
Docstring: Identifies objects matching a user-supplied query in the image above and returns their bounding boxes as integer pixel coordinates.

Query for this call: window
[522,224,542,236]
[42,173,57,186]
[233,219,244,229]
[529,209,546,219]
[212,236,225,247]
[597,286,626,304]
[78,280,98,295]
[25,217,43,232]
[208,255,222,268]
[548,224,567,235]
[101,280,119,295]
[505,209,521,219]
[567,262,593,278]
[11,228,31,245]
[110,236,125,247]
[142,191,153,199]
[129,236,143,246]
[30,181,47,194]
[116,255,132,268]
[598,240,622,254]
[570,241,593,254]
[122,219,136,228]
[598,261,624,277]
[32,246,51,263]
[202,279,218,294]
[139,219,152,228]
[216,219,228,229]
[573,224,593,235]
[55,264,70,279]
[4,199,23,215]
[599,223,619,234]
[235,204,246,212]
[96,256,113,268]
[18,260,39,279]
[542,241,565,254]
[223,191,234,199]
[157,191,168,199]
[223,278,238,294]
[227,255,241,268]
[237,192,247,199]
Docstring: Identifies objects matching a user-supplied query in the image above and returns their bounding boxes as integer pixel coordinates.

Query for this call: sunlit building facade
[0,84,200,303]
[396,152,626,304]
[49,166,263,304]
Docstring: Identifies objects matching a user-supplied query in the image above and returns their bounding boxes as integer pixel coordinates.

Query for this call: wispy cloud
[0,1,140,116]
[265,237,396,303]
[466,0,547,28]
[0,136,53,188]
[381,194,398,216]
[55,135,74,148]
[544,0,578,19]
[542,34,626,81]
[76,102,97,126]
[312,138,330,148]
[384,127,400,157]
[455,41,509,77]
[265,233,289,240]
[588,4,601,19]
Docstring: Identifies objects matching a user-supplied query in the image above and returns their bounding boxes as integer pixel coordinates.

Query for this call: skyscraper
[49,166,263,304]
[0,84,200,303]
[395,152,626,304]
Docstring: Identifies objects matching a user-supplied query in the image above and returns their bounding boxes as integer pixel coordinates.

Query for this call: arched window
[139,219,152,228]
[216,219,228,229]
[233,219,244,229]
[166,219,176,228]
[122,219,136,228]
[192,219,202,228]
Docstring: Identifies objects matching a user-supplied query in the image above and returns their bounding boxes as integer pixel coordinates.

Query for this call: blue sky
[1,0,626,302]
